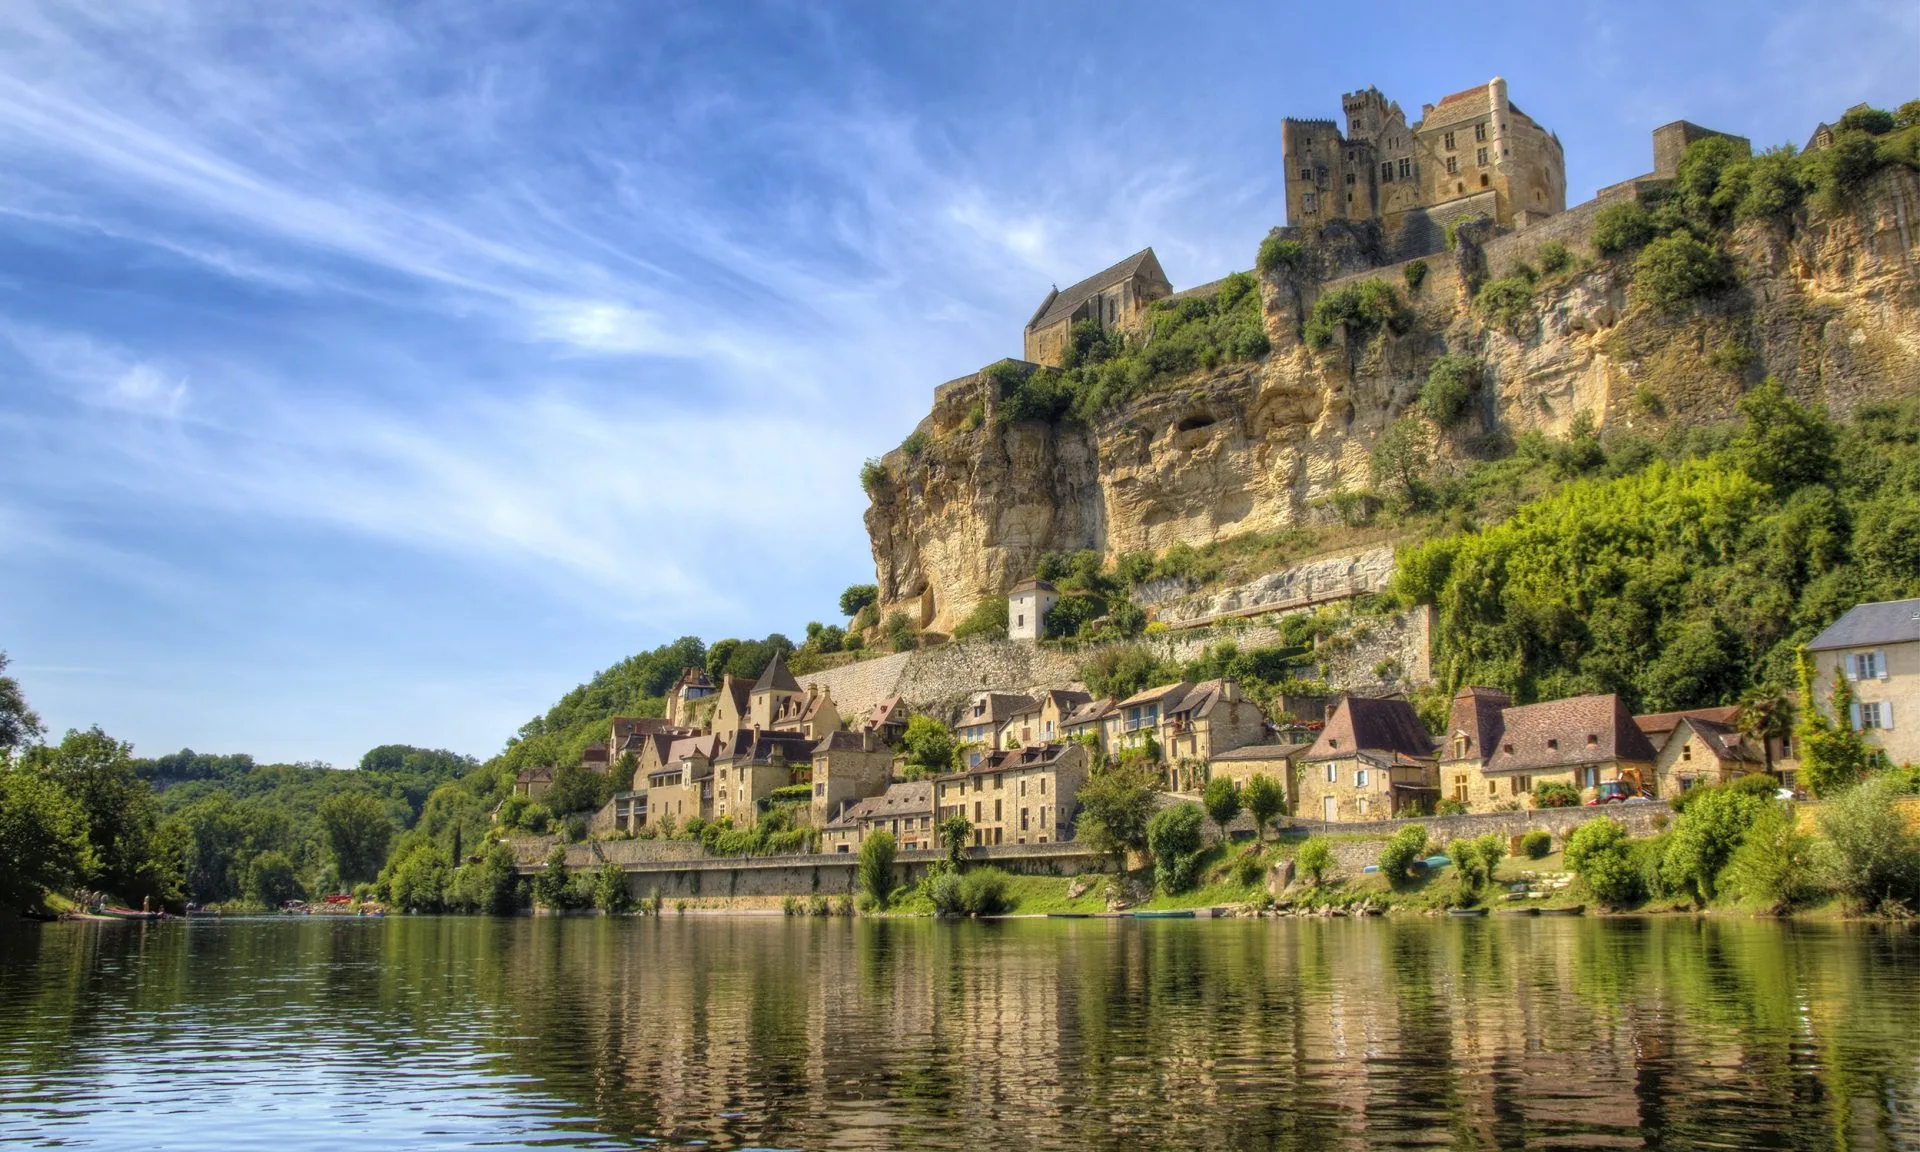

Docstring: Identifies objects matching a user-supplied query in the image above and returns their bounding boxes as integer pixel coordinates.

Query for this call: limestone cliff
[866,169,1920,634]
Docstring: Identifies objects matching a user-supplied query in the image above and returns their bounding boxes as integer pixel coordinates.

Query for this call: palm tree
[1736,686,1794,778]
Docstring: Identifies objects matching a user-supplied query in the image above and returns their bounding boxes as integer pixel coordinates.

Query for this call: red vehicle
[1586,781,1638,806]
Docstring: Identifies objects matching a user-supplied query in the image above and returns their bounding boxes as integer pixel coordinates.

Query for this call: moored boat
[1446,907,1489,917]
[1133,909,1196,919]
[1539,905,1587,916]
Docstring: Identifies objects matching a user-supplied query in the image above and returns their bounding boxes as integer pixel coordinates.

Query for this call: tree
[1564,818,1641,907]
[384,840,452,912]
[1202,775,1241,840]
[1370,416,1432,508]
[0,768,92,909]
[1660,784,1770,904]
[1073,761,1160,867]
[1243,773,1286,840]
[1146,802,1206,894]
[1735,686,1794,777]
[25,726,171,901]
[1817,773,1920,913]
[839,585,879,618]
[1295,836,1332,886]
[593,860,633,913]
[246,850,301,907]
[858,830,897,909]
[545,763,609,815]
[454,844,521,915]
[900,716,957,778]
[1796,648,1879,796]
[1079,644,1179,700]
[1723,802,1820,910]
[319,792,396,885]
[1632,233,1735,311]
[1731,378,1835,493]
[531,844,574,909]
[1421,354,1482,429]
[884,611,919,653]
[0,651,43,763]
[938,812,972,868]
[1376,825,1428,889]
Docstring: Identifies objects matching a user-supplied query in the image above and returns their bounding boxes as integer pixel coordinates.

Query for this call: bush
[1474,275,1535,337]
[1659,784,1771,904]
[1242,774,1285,839]
[593,860,632,913]
[1433,798,1467,817]
[883,610,919,653]
[1256,235,1304,275]
[928,867,1011,916]
[900,429,929,457]
[857,830,897,910]
[859,459,888,494]
[1403,259,1428,293]
[1817,773,1920,913]
[1537,241,1572,275]
[1521,830,1553,859]
[1296,836,1333,886]
[531,845,575,910]
[1376,825,1428,888]
[1565,818,1641,907]
[1534,781,1581,809]
[951,597,1009,640]
[1231,845,1268,887]
[1421,354,1482,429]
[1202,775,1241,837]
[1592,200,1656,255]
[1633,233,1735,311]
[1147,802,1207,894]
[1723,802,1821,910]
[1304,280,1411,352]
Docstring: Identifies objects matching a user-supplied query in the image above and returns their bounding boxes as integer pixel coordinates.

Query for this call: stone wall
[796,638,1082,725]
[1290,802,1673,877]
[1139,545,1397,626]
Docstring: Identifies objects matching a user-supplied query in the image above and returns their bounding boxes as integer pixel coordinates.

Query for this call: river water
[0,915,1914,1150]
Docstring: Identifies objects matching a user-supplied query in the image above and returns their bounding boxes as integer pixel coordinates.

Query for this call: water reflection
[1,916,1915,1150]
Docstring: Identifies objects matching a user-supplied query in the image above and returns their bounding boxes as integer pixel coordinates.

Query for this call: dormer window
[1587,734,1599,745]
[1503,743,1514,754]
[1547,739,1558,750]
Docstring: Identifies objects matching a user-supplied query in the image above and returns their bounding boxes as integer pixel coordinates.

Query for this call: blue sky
[1,1,1913,769]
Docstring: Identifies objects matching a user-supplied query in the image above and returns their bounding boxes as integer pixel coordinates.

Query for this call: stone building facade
[1022,248,1172,368]
[1807,598,1919,768]
[935,742,1091,847]
[1282,79,1566,253]
[811,729,896,829]
[1294,695,1438,823]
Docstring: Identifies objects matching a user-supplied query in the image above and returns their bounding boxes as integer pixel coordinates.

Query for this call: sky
[1,1,1913,770]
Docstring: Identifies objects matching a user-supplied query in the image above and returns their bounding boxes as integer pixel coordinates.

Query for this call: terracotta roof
[1444,686,1511,762]
[1210,742,1310,762]
[1027,248,1166,332]
[1484,694,1657,774]
[1062,697,1117,727]
[1807,598,1920,651]
[1009,578,1057,595]
[1634,705,1742,744]
[1303,696,1434,762]
[964,692,1036,727]
[941,741,1082,780]
[1672,717,1762,766]
[1432,83,1488,109]
[751,650,801,695]
[827,781,933,830]
[865,696,909,729]
[1118,680,1194,709]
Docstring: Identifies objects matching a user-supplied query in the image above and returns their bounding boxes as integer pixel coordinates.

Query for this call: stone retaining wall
[1281,802,1673,877]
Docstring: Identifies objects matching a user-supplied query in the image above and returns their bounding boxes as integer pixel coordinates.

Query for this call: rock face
[867,170,1920,634]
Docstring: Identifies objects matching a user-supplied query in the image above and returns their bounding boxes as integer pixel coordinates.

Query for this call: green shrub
[1147,802,1207,894]
[883,610,918,653]
[1376,825,1428,888]
[1421,354,1482,428]
[900,429,929,457]
[859,459,888,494]
[927,866,1011,917]
[1817,773,1920,913]
[857,830,896,910]
[1403,259,1428,293]
[1565,818,1640,906]
[1838,106,1895,135]
[1521,830,1553,859]
[951,597,1009,640]
[1633,233,1735,311]
[1474,275,1535,337]
[1659,783,1771,904]
[1257,235,1304,276]
[1592,200,1656,255]
[965,402,984,430]
[1537,241,1572,275]
[531,845,575,910]
[1296,836,1333,885]
[782,894,802,916]
[1231,845,1267,887]
[1534,781,1581,809]
[1304,280,1411,351]
[593,860,632,913]
[1723,801,1822,910]
[1433,798,1467,816]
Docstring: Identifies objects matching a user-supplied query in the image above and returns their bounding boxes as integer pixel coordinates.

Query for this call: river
[1,915,1914,1150]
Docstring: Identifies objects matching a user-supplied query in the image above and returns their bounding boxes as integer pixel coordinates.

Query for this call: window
[1303,192,1317,211]
[1547,738,1559,750]
[994,799,1002,820]
[1474,123,1486,142]
[994,773,1004,790]
[1446,156,1458,175]
[1355,769,1369,787]
[1299,168,1312,181]
[1444,131,1455,150]
[1452,775,1468,803]
[814,782,825,797]
[1681,744,1691,762]
[1316,166,1327,183]
[973,777,982,793]
[974,801,981,822]
[1851,651,1885,679]
[1480,174,1490,187]
[1326,763,1338,782]
[1019,779,1027,796]
[1344,172,1355,186]
[1779,736,1792,757]
[1330,738,1340,750]
[1488,779,1497,796]
[1381,161,1393,181]
[1040,778,1047,795]
[1021,808,1030,830]
[1477,147,1488,166]
[1860,702,1889,729]
[1016,614,1024,627]
[1399,158,1411,179]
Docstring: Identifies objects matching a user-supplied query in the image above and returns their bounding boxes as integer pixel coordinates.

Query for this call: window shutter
[1849,701,1863,729]
[1876,649,1889,680]
[1883,702,1895,729]
[1845,654,1859,681]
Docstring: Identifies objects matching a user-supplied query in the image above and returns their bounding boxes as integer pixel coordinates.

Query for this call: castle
[1282,78,1566,257]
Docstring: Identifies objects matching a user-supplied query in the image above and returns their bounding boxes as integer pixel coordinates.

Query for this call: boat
[1046,912,1093,919]
[1446,907,1489,917]
[1498,906,1540,917]
[1539,905,1587,917]
[18,909,60,922]
[97,906,161,921]
[1133,909,1196,919]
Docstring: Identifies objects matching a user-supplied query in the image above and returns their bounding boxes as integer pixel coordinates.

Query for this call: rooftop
[1026,248,1166,333]
[1484,694,1657,774]
[1303,695,1434,762]
[826,781,933,829]
[1806,599,1920,651]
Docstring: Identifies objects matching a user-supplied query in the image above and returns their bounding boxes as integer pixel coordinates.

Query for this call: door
[1323,795,1337,823]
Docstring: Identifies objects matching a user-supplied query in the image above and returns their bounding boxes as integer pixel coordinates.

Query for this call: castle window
[1299,168,1312,181]
[1444,131,1455,150]
[1480,174,1490,187]
[1446,156,1458,175]
[1399,158,1411,179]
[1477,147,1488,167]
[1381,162,1392,181]
[1303,192,1317,212]
[1345,172,1355,185]
[1475,123,1487,142]
[1316,166,1327,183]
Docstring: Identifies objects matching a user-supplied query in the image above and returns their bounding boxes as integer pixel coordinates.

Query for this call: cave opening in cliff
[1176,413,1216,433]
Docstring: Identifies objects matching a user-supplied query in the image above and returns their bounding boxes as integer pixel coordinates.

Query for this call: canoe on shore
[1539,905,1587,917]
[1132,910,1196,920]
[1446,907,1489,917]
[97,907,162,921]
[1046,913,1094,919]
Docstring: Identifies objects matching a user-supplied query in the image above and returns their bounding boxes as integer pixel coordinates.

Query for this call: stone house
[769,683,842,742]
[1296,695,1438,822]
[1112,679,1270,790]
[512,765,554,801]
[1207,743,1310,800]
[822,781,934,854]
[708,673,754,743]
[1635,704,1798,788]
[1649,715,1765,799]
[1807,598,1918,767]
[957,691,1036,768]
[664,668,716,728]
[1060,696,1118,759]
[1436,686,1515,810]
[580,740,610,774]
[1467,694,1659,807]
[863,696,911,745]
[935,742,1091,847]
[998,689,1093,750]
[1022,248,1172,368]
[710,729,819,829]
[811,728,896,829]
[606,790,645,835]
[643,733,723,827]
[1007,578,1058,641]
